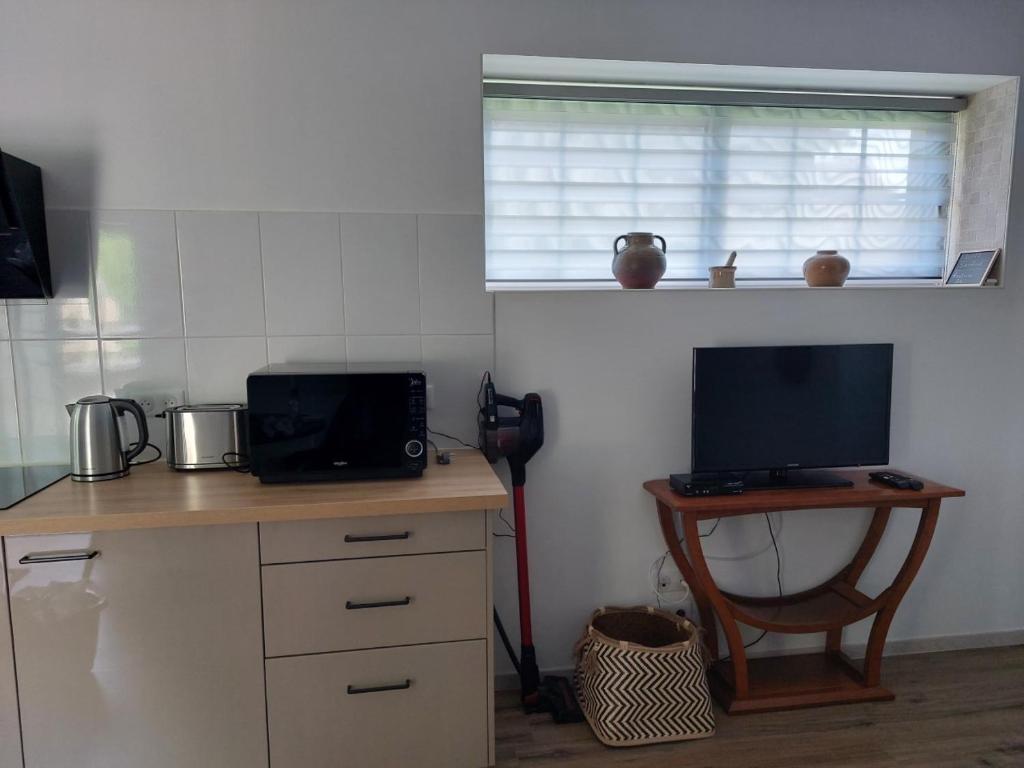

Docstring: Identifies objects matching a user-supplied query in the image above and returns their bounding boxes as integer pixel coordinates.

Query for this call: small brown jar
[803,250,851,287]
[612,232,667,289]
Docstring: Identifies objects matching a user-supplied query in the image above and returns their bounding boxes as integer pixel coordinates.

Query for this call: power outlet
[653,559,688,596]
[127,390,185,417]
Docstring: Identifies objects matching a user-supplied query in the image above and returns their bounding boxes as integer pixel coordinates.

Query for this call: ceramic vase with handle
[612,232,667,289]
[802,250,851,287]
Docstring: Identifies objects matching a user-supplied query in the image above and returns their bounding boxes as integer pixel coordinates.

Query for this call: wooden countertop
[644,469,964,521]
[0,450,509,536]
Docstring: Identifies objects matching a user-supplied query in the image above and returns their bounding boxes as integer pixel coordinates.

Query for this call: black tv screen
[691,344,893,474]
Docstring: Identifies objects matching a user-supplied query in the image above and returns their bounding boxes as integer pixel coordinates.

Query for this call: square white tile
[418,214,492,334]
[0,342,21,464]
[94,210,183,338]
[12,339,102,463]
[102,338,188,450]
[345,335,421,368]
[177,212,265,337]
[341,214,420,335]
[268,336,347,365]
[186,337,267,403]
[261,213,344,336]
[421,334,494,446]
[7,209,98,339]
[102,338,187,398]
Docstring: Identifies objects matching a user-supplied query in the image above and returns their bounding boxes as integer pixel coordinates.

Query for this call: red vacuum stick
[513,484,533,649]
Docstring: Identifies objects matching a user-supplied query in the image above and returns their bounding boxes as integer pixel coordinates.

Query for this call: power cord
[721,513,783,661]
[652,518,721,608]
[128,442,163,466]
[426,427,477,450]
[221,452,251,473]
[491,508,516,539]
[705,513,785,561]
[477,371,491,411]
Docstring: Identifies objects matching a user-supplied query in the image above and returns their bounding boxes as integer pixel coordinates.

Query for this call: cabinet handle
[345,597,412,610]
[347,679,412,695]
[18,550,100,564]
[344,531,411,543]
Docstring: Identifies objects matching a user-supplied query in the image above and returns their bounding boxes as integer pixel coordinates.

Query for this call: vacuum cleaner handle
[493,392,524,410]
[481,379,500,425]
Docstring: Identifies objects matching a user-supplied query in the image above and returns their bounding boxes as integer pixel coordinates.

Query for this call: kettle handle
[111,399,149,463]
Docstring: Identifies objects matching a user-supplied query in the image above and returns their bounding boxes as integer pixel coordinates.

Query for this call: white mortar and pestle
[709,251,737,288]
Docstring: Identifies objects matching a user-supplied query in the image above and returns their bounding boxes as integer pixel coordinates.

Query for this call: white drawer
[266,640,488,768]
[262,550,487,657]
[259,510,485,564]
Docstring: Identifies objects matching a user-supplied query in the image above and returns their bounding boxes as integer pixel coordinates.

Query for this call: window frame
[482,82,967,292]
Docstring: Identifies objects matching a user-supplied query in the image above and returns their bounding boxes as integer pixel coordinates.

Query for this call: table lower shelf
[725,583,878,633]
[709,652,894,714]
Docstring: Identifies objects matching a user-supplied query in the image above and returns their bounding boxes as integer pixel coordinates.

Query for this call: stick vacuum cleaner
[479,374,583,724]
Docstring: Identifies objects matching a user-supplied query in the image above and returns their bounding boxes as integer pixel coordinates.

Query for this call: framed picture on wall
[945,248,1001,286]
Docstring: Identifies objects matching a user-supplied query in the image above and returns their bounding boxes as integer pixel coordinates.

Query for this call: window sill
[486,279,1000,292]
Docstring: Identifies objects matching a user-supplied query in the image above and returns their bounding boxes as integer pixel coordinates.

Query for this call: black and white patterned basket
[574,606,715,747]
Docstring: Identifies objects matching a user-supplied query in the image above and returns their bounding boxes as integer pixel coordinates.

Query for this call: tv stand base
[743,468,853,490]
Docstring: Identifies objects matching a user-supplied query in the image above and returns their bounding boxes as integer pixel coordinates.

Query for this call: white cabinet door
[5,525,268,768]
[0,547,22,768]
[266,640,488,768]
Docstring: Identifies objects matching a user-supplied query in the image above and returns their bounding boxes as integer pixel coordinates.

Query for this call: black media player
[669,473,745,497]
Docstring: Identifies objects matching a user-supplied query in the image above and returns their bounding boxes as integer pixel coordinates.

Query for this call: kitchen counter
[0,449,508,535]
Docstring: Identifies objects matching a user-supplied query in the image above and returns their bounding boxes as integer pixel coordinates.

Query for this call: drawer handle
[347,679,412,695]
[18,550,100,565]
[344,531,411,543]
[345,597,412,610]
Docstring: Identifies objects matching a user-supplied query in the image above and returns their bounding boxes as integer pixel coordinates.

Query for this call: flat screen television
[691,344,893,489]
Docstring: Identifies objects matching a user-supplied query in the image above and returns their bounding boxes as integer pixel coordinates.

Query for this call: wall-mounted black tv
[691,344,893,489]
[0,150,52,298]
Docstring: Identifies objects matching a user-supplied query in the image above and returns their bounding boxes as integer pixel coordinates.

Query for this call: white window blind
[483,97,956,284]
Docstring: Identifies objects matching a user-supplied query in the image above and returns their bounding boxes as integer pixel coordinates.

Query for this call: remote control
[869,471,923,491]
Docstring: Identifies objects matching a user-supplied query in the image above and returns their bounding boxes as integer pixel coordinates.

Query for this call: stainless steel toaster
[164,404,248,471]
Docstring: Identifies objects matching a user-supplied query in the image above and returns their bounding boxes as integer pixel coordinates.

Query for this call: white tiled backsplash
[0,210,493,464]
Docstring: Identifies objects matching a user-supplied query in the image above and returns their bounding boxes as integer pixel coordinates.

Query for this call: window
[483,97,956,286]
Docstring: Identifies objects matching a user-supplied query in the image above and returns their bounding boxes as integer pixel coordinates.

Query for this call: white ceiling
[483,55,1015,96]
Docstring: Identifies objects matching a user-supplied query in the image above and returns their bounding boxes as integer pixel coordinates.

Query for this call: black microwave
[246,366,427,484]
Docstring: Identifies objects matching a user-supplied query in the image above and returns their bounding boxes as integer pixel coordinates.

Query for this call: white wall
[2,0,1023,674]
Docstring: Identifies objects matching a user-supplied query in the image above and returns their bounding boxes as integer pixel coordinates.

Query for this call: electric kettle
[65,396,149,482]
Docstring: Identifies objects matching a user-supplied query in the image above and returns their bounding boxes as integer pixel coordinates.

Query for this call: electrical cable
[426,427,477,450]
[704,513,785,561]
[492,507,516,539]
[425,438,441,461]
[492,608,521,675]
[652,517,722,607]
[701,518,722,538]
[720,513,783,661]
[221,452,251,473]
[477,371,491,410]
[128,442,162,466]
[497,507,515,534]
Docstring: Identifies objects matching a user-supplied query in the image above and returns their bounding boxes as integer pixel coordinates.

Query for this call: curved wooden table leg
[863,499,941,686]
[657,502,718,659]
[680,510,752,698]
[826,506,892,653]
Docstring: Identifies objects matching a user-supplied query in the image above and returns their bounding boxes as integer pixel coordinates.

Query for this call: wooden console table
[644,471,964,714]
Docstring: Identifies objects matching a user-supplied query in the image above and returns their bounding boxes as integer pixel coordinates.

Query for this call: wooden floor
[495,645,1024,767]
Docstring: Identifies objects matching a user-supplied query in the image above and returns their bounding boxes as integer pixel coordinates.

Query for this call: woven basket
[574,606,715,747]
